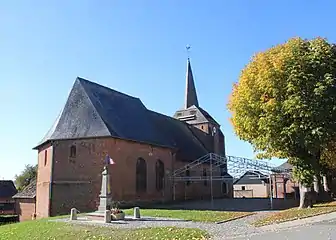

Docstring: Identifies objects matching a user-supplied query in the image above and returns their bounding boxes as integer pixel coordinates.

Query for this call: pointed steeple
[184,58,199,109]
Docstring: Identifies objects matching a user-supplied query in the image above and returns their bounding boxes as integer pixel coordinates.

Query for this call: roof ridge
[76,77,140,100]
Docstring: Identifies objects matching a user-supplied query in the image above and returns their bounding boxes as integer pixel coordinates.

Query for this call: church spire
[184,58,199,109]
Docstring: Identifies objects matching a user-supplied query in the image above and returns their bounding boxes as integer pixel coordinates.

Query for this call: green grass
[123,209,252,223]
[253,201,336,227]
[0,219,209,240]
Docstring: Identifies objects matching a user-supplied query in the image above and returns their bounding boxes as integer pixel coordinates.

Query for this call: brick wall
[36,144,52,219]
[271,174,298,199]
[15,199,36,221]
[36,136,232,218]
[48,137,173,216]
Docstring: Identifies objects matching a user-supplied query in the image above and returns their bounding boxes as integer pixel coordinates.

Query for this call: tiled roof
[13,180,36,199]
[0,180,17,198]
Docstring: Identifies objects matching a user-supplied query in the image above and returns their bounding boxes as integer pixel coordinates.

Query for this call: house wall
[15,198,36,221]
[36,144,53,219]
[233,183,269,198]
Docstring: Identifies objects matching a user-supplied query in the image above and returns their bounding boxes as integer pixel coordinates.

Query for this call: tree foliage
[228,37,336,185]
[14,164,37,192]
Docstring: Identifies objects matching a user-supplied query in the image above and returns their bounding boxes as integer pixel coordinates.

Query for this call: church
[33,58,233,218]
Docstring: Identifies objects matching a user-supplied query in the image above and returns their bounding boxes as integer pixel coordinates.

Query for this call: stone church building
[33,59,232,218]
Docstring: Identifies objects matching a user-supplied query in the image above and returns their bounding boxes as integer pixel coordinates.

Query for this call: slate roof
[34,77,172,149]
[148,111,208,161]
[34,77,219,162]
[0,180,17,198]
[234,171,269,185]
[185,58,199,108]
[13,180,36,199]
[173,105,219,126]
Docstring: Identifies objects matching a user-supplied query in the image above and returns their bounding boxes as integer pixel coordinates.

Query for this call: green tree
[228,37,336,208]
[14,164,37,192]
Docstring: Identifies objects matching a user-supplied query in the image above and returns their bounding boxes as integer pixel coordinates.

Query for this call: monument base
[86,211,108,221]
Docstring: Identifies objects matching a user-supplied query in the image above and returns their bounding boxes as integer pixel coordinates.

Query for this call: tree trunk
[313,175,324,202]
[323,175,330,192]
[322,175,332,201]
[299,184,314,209]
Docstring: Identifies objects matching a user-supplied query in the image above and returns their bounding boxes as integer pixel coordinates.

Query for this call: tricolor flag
[104,155,115,165]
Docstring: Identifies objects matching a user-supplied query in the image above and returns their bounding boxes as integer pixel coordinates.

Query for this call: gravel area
[52,212,276,239]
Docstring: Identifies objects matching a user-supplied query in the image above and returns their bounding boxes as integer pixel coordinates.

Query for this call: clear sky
[1,0,336,180]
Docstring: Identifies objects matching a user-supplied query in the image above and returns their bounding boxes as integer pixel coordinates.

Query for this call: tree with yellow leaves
[228,37,336,208]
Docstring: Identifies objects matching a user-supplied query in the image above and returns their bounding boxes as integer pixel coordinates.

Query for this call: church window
[44,150,47,166]
[70,145,76,158]
[190,110,196,115]
[155,160,164,191]
[136,158,147,193]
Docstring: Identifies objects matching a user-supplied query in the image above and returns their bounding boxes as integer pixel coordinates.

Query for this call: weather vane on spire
[186,44,191,59]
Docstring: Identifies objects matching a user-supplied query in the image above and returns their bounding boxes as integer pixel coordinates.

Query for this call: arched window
[136,158,147,193]
[70,145,76,158]
[186,166,190,186]
[203,168,207,186]
[155,160,164,191]
[221,182,227,194]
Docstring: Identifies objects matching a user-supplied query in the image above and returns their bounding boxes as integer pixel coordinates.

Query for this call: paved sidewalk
[231,212,336,239]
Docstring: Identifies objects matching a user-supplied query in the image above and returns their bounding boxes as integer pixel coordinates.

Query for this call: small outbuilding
[233,171,270,198]
[13,181,36,221]
[0,180,17,215]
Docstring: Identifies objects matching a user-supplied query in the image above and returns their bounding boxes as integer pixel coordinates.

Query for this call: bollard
[70,208,77,221]
[104,210,111,223]
[134,207,140,219]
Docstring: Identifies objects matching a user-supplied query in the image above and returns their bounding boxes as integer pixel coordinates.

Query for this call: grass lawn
[123,209,252,223]
[253,201,336,227]
[0,219,209,240]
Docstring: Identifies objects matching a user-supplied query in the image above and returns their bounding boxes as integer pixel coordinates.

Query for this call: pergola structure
[170,153,291,208]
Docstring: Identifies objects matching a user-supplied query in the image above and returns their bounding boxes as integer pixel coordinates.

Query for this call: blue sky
[1,1,336,180]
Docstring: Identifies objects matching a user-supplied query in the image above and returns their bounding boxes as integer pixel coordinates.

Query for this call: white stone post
[134,207,140,219]
[70,208,77,220]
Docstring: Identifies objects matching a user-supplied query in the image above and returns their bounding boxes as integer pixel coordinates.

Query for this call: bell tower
[173,49,225,155]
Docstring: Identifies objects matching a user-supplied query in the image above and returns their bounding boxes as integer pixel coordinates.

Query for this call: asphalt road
[236,219,336,240]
